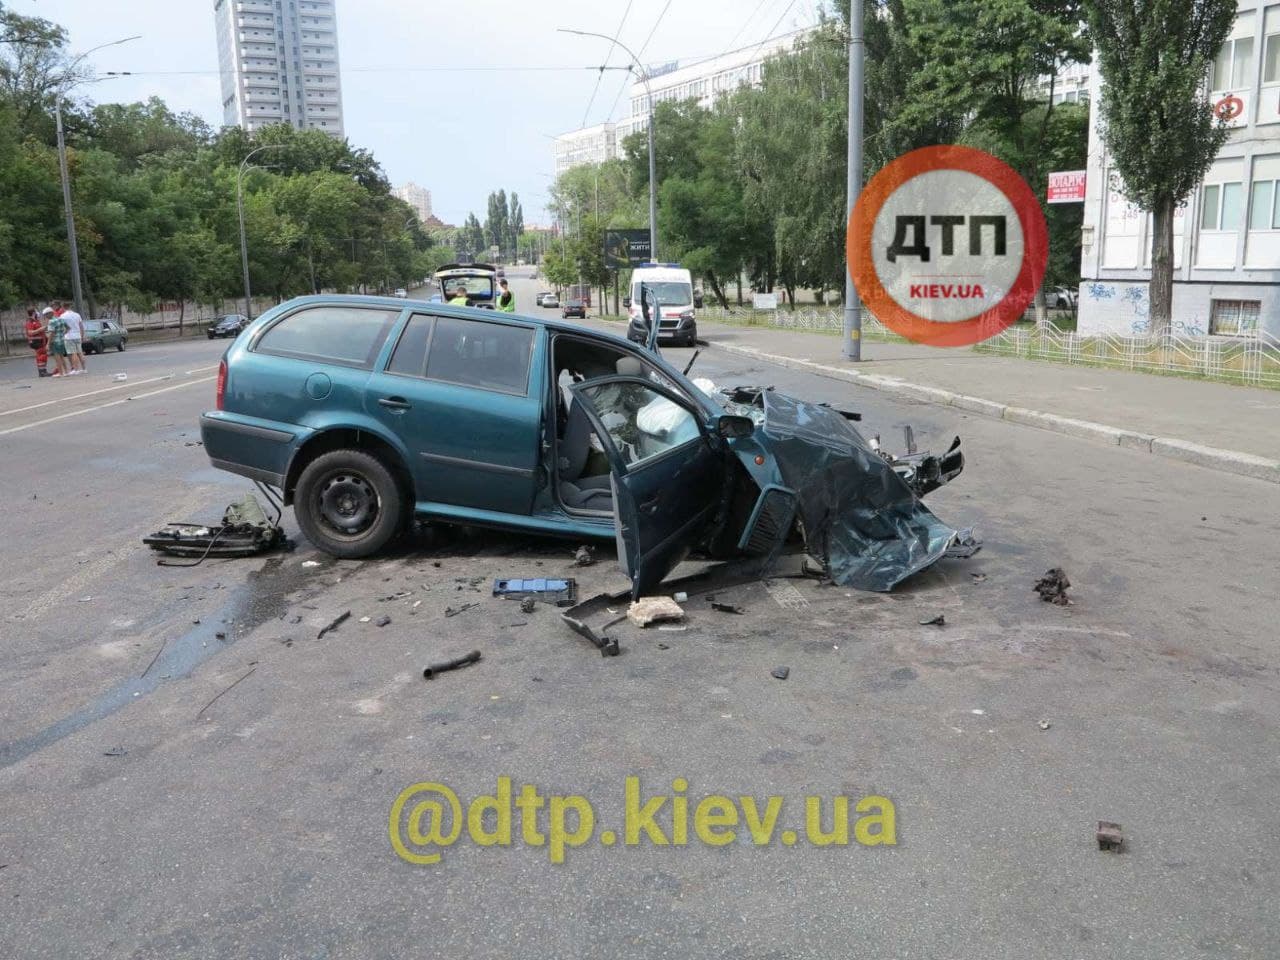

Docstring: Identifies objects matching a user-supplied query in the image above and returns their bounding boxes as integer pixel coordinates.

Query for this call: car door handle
[639,495,661,515]
[378,396,411,411]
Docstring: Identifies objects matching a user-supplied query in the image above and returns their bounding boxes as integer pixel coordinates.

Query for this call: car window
[577,380,702,469]
[255,306,400,369]
[386,314,433,377]
[424,315,533,394]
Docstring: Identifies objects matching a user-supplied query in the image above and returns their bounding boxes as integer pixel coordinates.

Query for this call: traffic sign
[848,145,1048,347]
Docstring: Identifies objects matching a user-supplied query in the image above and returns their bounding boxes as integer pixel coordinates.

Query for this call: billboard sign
[1047,170,1087,204]
[604,229,653,268]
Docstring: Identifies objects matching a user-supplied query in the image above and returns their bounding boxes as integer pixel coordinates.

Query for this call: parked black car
[208,314,249,339]
[562,299,587,319]
[82,319,128,353]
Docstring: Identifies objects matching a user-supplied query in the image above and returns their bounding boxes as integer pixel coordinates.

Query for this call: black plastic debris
[423,650,482,679]
[375,615,391,628]
[317,610,351,639]
[573,545,596,567]
[945,528,983,559]
[919,614,946,626]
[1034,568,1072,605]
[562,613,620,657]
[143,489,287,566]
[103,747,127,757]
[710,601,745,614]
[771,666,790,680]
[1096,821,1123,852]
[493,577,577,607]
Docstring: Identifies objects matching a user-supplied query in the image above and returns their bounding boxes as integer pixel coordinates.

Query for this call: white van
[626,263,697,347]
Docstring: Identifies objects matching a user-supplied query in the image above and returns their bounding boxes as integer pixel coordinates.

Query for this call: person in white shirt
[52,300,86,374]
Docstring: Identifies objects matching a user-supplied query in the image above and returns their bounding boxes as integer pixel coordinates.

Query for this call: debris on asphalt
[358,616,371,623]
[573,545,596,567]
[1038,719,1052,730]
[444,602,478,618]
[919,614,946,626]
[78,596,94,603]
[944,528,983,559]
[423,649,482,679]
[673,591,689,603]
[771,666,790,680]
[519,597,537,614]
[376,616,391,627]
[1096,821,1124,852]
[432,560,442,568]
[103,746,128,757]
[657,642,670,650]
[214,631,227,640]
[302,560,321,568]
[628,596,685,628]
[710,601,745,614]
[970,572,987,583]
[144,492,288,566]
[140,639,167,679]
[317,610,351,639]
[562,613,621,657]
[196,666,257,717]
[1034,567,1072,605]
[493,577,577,606]
[658,625,687,632]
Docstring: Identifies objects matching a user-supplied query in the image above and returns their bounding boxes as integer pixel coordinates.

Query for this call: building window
[1209,299,1261,336]
[1266,6,1280,83]
[1250,179,1280,229]
[1200,181,1243,230]
[1212,34,1255,90]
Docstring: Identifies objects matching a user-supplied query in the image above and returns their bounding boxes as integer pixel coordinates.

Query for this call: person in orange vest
[25,307,50,377]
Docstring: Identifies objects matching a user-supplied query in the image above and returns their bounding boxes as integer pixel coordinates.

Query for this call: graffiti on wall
[1080,282,1206,337]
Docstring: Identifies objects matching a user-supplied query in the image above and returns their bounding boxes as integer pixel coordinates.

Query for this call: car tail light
[215,359,227,410]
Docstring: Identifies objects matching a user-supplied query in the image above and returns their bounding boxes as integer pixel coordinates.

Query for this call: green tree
[1083,0,1238,331]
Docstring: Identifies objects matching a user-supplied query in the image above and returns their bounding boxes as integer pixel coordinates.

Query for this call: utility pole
[842,1,865,361]
[52,35,141,317]
[237,144,286,320]
[559,28,658,261]
[54,101,86,318]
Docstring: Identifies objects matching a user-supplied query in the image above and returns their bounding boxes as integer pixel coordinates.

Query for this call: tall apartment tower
[214,0,345,137]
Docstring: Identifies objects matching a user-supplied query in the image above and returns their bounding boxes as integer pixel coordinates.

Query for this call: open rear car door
[568,375,727,600]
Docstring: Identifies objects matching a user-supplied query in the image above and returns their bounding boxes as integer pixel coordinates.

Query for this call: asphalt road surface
[1,293,1278,959]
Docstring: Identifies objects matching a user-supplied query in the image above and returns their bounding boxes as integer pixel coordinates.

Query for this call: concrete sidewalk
[694,322,1280,483]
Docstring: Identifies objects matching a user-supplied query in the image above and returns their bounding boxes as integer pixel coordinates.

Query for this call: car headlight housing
[679,309,695,322]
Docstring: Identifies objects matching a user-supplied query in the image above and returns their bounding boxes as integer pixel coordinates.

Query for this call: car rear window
[424,315,533,394]
[254,306,399,369]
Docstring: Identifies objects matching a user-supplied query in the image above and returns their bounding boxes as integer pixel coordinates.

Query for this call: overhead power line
[581,0,635,128]
[604,0,674,122]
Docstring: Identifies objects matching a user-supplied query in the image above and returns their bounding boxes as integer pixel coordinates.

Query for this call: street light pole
[237,144,286,320]
[54,100,86,318]
[842,3,865,361]
[558,28,658,261]
[53,34,141,317]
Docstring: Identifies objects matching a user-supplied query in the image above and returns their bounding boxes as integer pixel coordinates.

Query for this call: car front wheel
[294,449,405,558]
[117,339,126,351]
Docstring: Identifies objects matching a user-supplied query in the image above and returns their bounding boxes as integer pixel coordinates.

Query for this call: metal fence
[698,306,1280,389]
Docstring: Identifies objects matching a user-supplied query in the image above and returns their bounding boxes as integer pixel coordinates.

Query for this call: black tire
[293,448,404,558]
[117,339,126,351]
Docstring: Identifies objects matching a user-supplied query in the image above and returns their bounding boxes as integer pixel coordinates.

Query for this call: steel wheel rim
[316,470,379,538]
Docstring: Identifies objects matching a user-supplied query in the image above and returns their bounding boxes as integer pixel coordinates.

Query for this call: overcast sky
[15,0,820,226]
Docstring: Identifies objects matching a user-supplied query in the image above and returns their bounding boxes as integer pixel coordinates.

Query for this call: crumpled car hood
[749,390,962,592]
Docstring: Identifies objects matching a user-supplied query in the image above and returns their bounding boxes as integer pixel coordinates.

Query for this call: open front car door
[568,375,727,600]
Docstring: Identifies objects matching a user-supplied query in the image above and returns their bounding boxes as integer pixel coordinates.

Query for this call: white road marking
[0,376,216,436]
[0,375,175,417]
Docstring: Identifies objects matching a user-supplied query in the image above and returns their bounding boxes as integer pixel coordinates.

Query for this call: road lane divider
[0,376,217,437]
[0,365,217,419]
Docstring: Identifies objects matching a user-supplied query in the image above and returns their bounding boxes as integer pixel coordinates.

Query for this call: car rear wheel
[294,449,404,558]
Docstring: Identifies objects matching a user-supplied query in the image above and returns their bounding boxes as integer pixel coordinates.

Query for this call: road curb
[709,338,1280,484]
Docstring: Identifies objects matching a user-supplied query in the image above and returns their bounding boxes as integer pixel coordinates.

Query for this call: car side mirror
[622,297,631,308]
[716,414,755,439]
